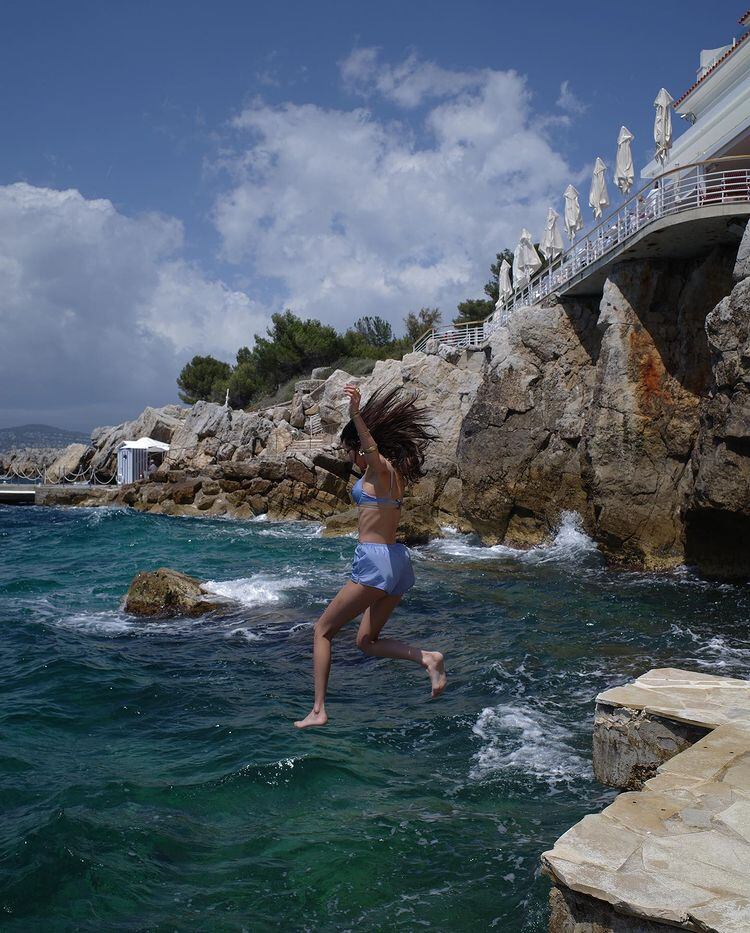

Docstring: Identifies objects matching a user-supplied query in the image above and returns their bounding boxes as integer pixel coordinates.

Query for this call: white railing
[413,156,750,353]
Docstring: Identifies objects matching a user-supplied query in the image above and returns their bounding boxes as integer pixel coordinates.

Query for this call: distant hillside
[0,424,90,452]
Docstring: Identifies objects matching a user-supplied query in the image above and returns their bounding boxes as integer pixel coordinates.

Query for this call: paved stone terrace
[542,669,750,932]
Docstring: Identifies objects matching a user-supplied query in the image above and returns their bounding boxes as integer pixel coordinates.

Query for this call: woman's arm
[344,384,387,473]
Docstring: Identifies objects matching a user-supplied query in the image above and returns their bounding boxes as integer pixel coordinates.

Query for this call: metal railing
[413,156,750,353]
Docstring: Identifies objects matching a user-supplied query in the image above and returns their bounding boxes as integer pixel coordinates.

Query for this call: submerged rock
[124,568,228,618]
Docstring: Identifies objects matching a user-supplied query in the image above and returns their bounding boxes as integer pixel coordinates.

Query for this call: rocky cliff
[8,223,750,578]
[458,230,748,578]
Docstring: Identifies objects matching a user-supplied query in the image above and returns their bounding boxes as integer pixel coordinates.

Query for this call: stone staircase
[286,430,338,454]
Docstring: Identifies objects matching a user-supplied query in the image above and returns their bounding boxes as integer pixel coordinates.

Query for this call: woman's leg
[356,596,447,698]
[294,580,385,729]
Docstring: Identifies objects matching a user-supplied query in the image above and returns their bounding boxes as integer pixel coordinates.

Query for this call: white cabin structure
[642,11,750,177]
[413,10,750,354]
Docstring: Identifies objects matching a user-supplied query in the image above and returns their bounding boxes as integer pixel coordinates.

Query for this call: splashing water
[0,504,747,931]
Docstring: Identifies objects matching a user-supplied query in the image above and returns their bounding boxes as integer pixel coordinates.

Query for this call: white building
[642,11,750,177]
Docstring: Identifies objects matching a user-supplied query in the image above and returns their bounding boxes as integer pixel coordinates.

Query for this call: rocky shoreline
[4,223,750,578]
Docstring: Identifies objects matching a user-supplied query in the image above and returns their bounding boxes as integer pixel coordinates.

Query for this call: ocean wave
[203,572,310,606]
[469,701,590,787]
[257,521,323,539]
[57,610,218,637]
[426,512,599,566]
[668,623,750,672]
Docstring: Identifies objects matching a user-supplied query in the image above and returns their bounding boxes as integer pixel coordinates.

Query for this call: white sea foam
[669,623,750,672]
[203,572,309,607]
[469,701,590,786]
[229,627,262,642]
[59,610,138,636]
[257,521,323,539]
[427,512,598,565]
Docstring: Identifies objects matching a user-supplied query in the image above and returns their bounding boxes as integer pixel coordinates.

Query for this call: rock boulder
[124,568,228,617]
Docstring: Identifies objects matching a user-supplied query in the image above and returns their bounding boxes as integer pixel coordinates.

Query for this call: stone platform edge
[541,667,750,933]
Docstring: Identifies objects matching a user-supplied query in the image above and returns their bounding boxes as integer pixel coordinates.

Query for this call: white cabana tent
[512,229,543,289]
[117,437,170,485]
[539,207,564,262]
[654,88,674,164]
[495,258,513,310]
[563,185,584,240]
[589,157,610,219]
[614,126,635,194]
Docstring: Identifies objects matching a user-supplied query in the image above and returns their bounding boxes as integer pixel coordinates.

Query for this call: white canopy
[495,258,513,309]
[539,207,564,262]
[589,157,610,219]
[654,88,674,164]
[118,436,170,452]
[512,229,543,289]
[563,185,584,241]
[614,126,635,195]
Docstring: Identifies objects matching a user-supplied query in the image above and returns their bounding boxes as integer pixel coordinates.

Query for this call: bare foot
[294,708,328,729]
[424,651,447,698]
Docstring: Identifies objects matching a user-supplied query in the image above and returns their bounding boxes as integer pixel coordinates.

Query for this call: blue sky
[0,0,744,430]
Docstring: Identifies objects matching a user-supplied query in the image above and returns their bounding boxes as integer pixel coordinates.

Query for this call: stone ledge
[543,668,750,932]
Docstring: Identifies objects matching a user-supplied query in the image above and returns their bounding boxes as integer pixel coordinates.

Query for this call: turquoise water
[1,505,748,931]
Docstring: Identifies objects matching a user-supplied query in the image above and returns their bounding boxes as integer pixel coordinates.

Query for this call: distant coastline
[0,424,90,453]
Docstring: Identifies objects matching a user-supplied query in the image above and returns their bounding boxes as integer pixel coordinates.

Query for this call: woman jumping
[294,383,447,729]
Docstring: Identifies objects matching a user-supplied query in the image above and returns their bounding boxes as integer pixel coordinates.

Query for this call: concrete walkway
[543,669,750,932]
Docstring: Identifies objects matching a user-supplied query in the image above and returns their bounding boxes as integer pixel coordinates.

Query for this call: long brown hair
[340,385,437,483]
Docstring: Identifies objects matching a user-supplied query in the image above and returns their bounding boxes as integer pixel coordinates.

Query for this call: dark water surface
[1,505,748,931]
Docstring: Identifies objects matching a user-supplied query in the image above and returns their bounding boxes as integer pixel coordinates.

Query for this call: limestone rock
[593,703,709,790]
[265,420,295,456]
[124,568,228,617]
[686,240,750,578]
[458,247,736,568]
[549,885,678,933]
[322,508,359,537]
[167,402,273,470]
[396,499,442,545]
[458,297,600,546]
[733,216,750,283]
[318,369,358,431]
[90,404,188,474]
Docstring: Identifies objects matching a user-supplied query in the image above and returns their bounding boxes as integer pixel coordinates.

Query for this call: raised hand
[344,384,361,417]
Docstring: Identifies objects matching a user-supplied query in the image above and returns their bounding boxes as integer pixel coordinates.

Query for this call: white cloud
[213,50,575,333]
[0,183,266,430]
[340,47,483,108]
[557,80,587,115]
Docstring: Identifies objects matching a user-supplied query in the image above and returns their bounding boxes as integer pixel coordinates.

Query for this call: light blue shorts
[351,542,415,596]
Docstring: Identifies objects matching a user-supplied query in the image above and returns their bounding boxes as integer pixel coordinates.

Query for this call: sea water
[1,505,748,931]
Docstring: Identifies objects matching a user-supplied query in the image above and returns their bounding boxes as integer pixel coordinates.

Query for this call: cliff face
[9,224,750,577]
[685,231,750,578]
[458,234,746,577]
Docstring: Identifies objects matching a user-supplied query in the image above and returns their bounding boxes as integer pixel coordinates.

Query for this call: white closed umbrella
[495,258,513,309]
[512,229,542,289]
[563,184,584,241]
[654,88,674,164]
[614,126,635,195]
[539,207,564,262]
[589,157,610,219]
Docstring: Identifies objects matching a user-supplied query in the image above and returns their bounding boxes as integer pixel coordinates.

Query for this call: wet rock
[458,246,736,568]
[285,455,316,486]
[322,508,359,537]
[686,239,750,579]
[124,568,228,617]
[593,703,709,790]
[171,478,202,504]
[312,451,351,480]
[396,499,442,545]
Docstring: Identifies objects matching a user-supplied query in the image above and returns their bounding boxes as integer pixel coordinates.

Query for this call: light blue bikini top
[351,469,403,509]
